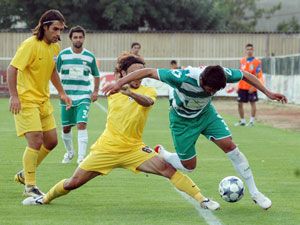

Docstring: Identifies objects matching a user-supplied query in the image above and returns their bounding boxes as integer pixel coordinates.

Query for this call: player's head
[32,9,66,43]
[115,52,145,89]
[170,60,178,69]
[245,43,254,58]
[200,65,226,95]
[130,42,141,56]
[69,26,85,49]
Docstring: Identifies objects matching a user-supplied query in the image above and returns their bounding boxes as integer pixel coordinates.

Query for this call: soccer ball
[219,176,244,202]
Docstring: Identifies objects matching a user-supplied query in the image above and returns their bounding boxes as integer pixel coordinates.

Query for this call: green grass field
[0,98,299,225]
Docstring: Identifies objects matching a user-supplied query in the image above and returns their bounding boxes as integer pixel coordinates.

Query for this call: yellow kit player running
[22,53,220,211]
[7,9,72,197]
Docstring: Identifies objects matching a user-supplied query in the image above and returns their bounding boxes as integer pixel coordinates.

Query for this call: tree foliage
[0,0,284,32]
[277,17,300,33]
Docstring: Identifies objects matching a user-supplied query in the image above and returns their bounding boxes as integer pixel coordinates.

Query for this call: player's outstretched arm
[242,70,287,103]
[51,68,72,109]
[102,68,158,95]
[120,85,154,107]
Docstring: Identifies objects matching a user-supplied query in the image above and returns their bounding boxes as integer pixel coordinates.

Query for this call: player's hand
[9,95,21,114]
[266,91,288,104]
[91,91,98,102]
[102,82,121,96]
[60,94,72,110]
[119,84,131,96]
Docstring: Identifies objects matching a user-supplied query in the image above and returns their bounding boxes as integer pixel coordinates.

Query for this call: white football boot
[62,152,74,164]
[251,192,272,210]
[200,198,221,211]
[22,196,44,205]
[24,185,45,198]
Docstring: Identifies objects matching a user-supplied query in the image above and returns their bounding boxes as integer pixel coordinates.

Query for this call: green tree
[216,0,281,32]
[277,17,300,33]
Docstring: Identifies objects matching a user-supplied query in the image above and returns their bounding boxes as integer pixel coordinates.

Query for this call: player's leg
[76,104,90,164]
[61,105,75,163]
[204,111,271,209]
[22,167,100,205]
[155,109,201,172]
[247,92,258,126]
[125,147,220,210]
[235,89,247,126]
[37,128,58,166]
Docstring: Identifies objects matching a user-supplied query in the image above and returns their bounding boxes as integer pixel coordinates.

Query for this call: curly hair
[114,52,145,79]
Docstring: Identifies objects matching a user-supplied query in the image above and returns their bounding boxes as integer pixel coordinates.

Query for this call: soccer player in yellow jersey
[22,53,220,211]
[7,9,72,197]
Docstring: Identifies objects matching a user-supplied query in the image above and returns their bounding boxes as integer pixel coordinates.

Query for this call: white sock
[78,129,88,159]
[159,146,193,172]
[241,118,246,123]
[226,147,259,196]
[62,131,74,154]
[250,117,255,123]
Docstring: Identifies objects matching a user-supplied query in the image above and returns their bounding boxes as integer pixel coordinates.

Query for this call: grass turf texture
[0,98,299,225]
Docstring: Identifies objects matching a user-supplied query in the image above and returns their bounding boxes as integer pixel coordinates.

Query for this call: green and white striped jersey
[157,66,243,118]
[56,47,100,106]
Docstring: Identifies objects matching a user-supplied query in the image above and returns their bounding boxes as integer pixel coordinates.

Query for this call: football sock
[78,129,88,159]
[37,145,50,166]
[226,147,259,196]
[23,147,39,186]
[62,131,74,154]
[170,171,205,202]
[43,179,70,204]
[250,117,255,123]
[159,147,193,172]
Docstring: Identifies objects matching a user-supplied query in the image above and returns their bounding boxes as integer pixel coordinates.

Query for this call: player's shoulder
[20,36,38,47]
[59,47,72,55]
[82,48,96,58]
[254,57,262,64]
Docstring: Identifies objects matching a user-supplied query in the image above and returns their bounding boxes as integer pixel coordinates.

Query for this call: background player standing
[56,26,100,164]
[235,43,263,127]
[7,9,72,197]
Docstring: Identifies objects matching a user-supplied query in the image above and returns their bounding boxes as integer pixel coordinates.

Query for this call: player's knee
[159,161,177,178]
[77,123,86,130]
[64,178,82,190]
[45,139,58,150]
[181,162,196,172]
[63,126,72,133]
[27,134,43,149]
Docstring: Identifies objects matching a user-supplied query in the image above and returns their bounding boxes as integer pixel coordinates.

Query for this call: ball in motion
[219,176,244,202]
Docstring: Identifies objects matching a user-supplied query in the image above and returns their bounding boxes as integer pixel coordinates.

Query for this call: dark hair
[115,52,145,78]
[201,65,226,91]
[32,9,66,40]
[246,43,253,48]
[131,42,141,49]
[69,25,86,39]
[170,60,177,65]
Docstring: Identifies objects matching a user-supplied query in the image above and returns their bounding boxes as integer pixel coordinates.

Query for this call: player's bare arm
[102,68,158,95]
[7,65,21,114]
[51,68,72,109]
[120,85,154,107]
[242,70,287,103]
[91,77,100,102]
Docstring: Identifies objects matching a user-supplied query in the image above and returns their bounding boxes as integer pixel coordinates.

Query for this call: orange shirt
[238,57,263,91]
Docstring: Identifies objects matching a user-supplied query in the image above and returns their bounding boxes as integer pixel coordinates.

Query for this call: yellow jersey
[10,36,60,106]
[96,86,157,152]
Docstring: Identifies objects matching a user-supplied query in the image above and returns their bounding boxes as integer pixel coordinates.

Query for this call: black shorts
[237,89,258,103]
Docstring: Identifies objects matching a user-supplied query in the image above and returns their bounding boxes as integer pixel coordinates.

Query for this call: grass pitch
[0,98,299,225]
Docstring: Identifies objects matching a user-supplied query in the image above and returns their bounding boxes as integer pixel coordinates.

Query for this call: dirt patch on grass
[213,98,300,132]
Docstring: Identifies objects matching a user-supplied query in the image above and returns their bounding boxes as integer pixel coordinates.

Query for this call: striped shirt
[56,47,100,106]
[157,66,243,118]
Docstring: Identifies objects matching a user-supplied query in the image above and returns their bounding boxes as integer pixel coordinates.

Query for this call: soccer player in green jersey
[56,26,100,164]
[102,65,287,210]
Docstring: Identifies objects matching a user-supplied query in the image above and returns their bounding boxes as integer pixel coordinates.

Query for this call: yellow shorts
[80,144,157,175]
[14,100,56,136]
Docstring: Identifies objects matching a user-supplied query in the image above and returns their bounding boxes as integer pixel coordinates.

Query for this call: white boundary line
[95,101,107,113]
[175,190,223,225]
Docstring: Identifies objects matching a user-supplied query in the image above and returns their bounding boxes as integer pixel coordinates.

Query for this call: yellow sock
[23,147,39,186]
[37,145,50,166]
[170,171,205,203]
[43,179,70,204]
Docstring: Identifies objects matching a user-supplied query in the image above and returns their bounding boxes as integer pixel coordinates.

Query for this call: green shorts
[61,103,90,127]
[169,104,231,160]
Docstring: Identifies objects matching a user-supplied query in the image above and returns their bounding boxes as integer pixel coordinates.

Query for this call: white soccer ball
[219,176,244,202]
